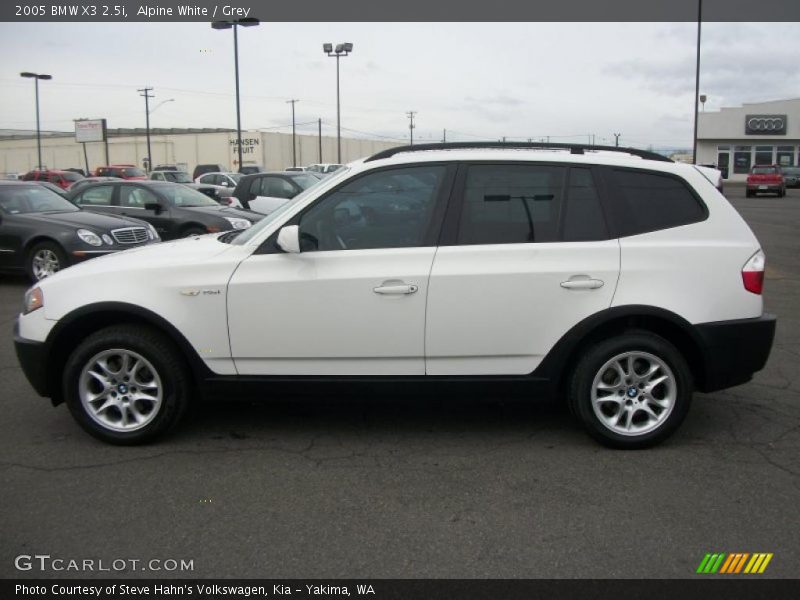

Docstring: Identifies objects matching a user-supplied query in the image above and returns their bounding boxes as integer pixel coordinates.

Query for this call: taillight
[742,250,765,295]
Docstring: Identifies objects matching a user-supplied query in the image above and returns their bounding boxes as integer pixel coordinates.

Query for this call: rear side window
[608,169,705,237]
[457,164,565,245]
[562,168,608,242]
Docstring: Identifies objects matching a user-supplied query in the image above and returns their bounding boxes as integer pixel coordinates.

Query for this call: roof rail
[364,141,672,163]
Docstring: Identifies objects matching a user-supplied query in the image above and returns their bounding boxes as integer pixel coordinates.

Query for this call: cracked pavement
[1,185,798,579]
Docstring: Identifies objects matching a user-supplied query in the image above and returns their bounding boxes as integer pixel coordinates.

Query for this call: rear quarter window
[605,168,706,237]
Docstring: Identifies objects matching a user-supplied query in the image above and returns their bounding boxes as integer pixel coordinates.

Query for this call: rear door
[118,184,175,237]
[425,163,620,375]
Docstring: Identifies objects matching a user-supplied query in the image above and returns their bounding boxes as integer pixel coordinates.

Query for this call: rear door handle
[561,277,604,290]
[373,282,419,295]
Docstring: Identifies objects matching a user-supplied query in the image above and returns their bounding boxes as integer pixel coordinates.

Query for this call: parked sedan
[782,165,800,188]
[232,171,324,214]
[68,180,262,240]
[0,182,159,281]
[149,170,222,203]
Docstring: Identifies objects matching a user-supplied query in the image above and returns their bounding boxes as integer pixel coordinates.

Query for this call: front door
[226,164,454,375]
[425,163,620,375]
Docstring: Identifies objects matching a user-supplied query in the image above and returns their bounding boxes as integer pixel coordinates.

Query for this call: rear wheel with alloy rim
[568,331,692,449]
[63,325,190,444]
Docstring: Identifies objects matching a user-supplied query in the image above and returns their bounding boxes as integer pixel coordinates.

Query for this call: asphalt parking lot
[1,184,798,579]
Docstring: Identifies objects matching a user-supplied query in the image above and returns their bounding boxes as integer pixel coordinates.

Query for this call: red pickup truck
[746,165,786,197]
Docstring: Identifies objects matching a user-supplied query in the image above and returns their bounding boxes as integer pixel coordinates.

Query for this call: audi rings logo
[745,114,787,135]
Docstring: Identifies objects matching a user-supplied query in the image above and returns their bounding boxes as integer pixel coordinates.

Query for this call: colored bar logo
[696,552,773,574]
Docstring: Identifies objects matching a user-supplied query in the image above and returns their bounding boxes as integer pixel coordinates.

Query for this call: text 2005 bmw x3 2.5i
[14,143,776,448]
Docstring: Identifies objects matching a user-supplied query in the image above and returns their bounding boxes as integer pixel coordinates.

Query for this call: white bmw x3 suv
[14,143,775,448]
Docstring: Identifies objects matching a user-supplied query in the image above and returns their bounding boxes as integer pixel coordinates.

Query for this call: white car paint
[18,148,763,379]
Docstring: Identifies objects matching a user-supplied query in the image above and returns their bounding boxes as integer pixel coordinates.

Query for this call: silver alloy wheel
[31,249,60,280]
[590,351,676,437]
[78,349,163,433]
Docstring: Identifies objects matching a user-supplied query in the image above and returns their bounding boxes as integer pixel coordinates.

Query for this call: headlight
[23,287,43,314]
[76,229,102,246]
[224,217,251,230]
[146,223,160,240]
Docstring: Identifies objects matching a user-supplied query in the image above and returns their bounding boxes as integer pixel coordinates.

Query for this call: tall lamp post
[692,0,703,165]
[287,99,299,167]
[323,42,353,164]
[20,72,52,170]
[212,18,260,172]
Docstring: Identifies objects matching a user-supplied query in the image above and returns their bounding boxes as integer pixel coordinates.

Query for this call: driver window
[120,185,158,208]
[298,165,446,252]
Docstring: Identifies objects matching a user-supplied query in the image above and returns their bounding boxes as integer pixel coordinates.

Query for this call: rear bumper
[13,318,50,397]
[695,314,776,393]
[747,184,783,192]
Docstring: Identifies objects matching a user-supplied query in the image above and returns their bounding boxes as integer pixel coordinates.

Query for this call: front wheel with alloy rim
[63,325,190,444]
[26,241,67,282]
[568,331,692,449]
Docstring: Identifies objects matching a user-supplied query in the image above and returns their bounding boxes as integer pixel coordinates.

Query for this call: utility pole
[442,129,446,143]
[613,133,622,147]
[406,111,416,145]
[138,87,154,172]
[318,118,322,162]
[287,99,299,167]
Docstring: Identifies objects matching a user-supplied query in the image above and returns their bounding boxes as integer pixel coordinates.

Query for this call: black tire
[63,325,191,445]
[182,226,207,237]
[25,240,67,282]
[568,331,693,449]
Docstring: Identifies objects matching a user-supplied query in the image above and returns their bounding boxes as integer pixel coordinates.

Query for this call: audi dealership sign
[745,114,787,135]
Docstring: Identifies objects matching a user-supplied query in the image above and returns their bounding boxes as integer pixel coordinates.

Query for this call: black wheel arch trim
[42,301,213,404]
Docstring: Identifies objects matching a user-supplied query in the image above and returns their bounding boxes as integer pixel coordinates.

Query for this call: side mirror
[276,225,301,254]
[144,202,163,214]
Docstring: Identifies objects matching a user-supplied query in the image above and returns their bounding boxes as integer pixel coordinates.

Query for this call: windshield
[752,167,778,174]
[289,174,322,190]
[162,171,193,183]
[155,184,219,207]
[231,166,351,245]
[0,185,80,214]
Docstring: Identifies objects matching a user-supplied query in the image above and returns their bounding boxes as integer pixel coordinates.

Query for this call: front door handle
[561,277,604,290]
[373,282,419,295]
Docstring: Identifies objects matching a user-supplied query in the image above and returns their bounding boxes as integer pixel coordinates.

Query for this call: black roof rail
[364,141,672,163]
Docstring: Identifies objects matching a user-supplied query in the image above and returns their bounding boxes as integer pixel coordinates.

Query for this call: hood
[42,232,239,283]
[17,210,146,231]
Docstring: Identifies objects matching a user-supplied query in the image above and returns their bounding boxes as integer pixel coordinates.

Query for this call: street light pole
[212,18,260,172]
[406,111,416,146]
[20,72,52,170]
[692,0,703,165]
[287,99,299,167]
[323,42,353,164]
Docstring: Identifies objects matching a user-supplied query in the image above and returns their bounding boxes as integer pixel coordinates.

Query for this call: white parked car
[194,172,243,207]
[14,143,775,447]
[306,163,343,175]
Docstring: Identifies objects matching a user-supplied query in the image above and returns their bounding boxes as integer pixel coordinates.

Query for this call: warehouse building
[0,127,399,177]
[697,97,800,181]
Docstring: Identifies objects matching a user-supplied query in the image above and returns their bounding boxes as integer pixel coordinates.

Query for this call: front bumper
[695,314,776,393]
[13,318,50,397]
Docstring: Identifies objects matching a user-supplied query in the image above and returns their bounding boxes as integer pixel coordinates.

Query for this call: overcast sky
[0,22,798,149]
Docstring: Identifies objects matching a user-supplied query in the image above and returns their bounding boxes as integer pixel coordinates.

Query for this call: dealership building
[0,127,399,177]
[697,97,800,181]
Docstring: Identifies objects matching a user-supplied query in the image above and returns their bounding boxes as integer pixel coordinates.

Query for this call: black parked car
[68,180,262,240]
[0,182,159,282]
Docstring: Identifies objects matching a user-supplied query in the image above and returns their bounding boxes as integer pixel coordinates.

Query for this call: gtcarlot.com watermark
[14,554,194,573]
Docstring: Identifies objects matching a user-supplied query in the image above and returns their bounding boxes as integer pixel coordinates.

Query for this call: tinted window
[257,177,296,199]
[120,167,146,177]
[457,164,564,245]
[562,168,608,242]
[76,185,114,206]
[609,169,705,236]
[299,165,446,252]
[154,184,218,207]
[288,174,321,190]
[120,185,158,208]
[751,167,779,175]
